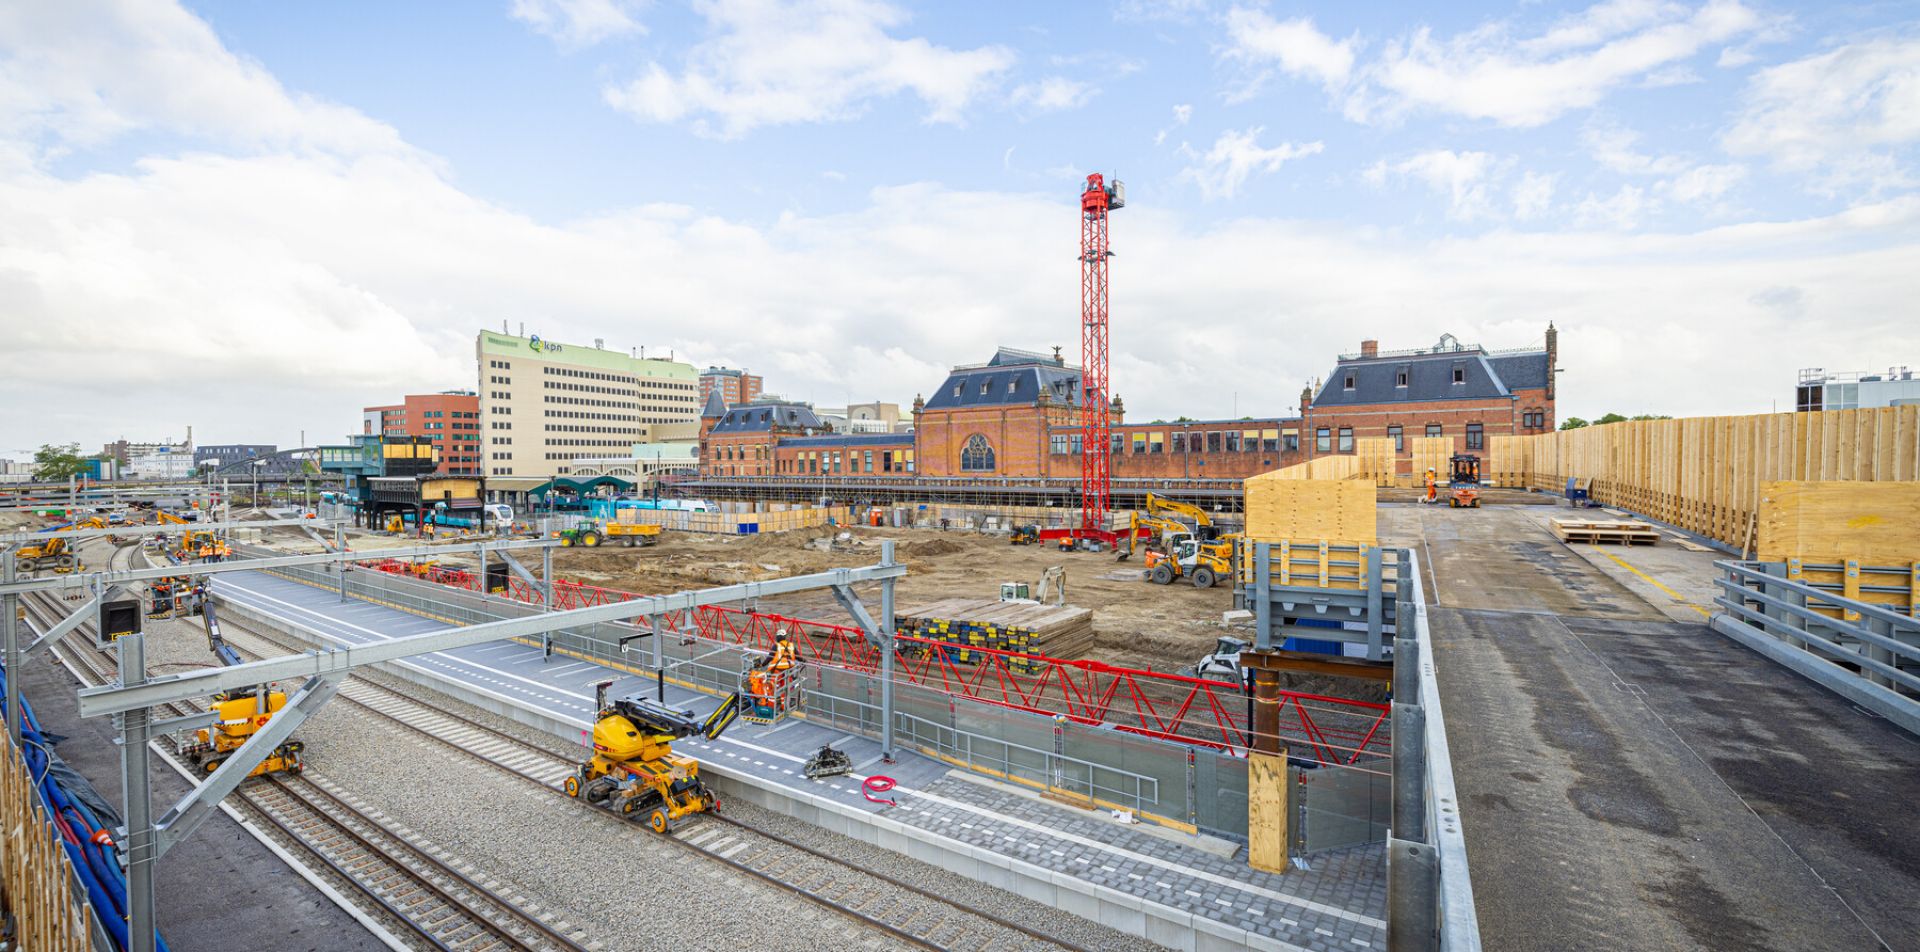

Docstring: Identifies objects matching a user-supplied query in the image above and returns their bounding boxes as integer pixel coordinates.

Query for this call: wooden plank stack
[1550,519,1661,546]
[897,598,1095,671]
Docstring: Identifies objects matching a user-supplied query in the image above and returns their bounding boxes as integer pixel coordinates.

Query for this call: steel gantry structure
[43,537,903,952]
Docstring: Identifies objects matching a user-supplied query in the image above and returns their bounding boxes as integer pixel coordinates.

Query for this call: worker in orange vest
[762,631,798,709]
[1424,468,1438,505]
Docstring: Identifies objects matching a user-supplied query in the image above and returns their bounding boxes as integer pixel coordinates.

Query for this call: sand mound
[904,538,966,557]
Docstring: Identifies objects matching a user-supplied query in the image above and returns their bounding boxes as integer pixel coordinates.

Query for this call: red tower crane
[1067,172,1124,549]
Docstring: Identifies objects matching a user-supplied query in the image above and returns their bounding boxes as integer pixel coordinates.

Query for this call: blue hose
[3,659,169,951]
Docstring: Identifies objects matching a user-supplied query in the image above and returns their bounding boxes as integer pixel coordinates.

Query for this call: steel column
[117,634,156,952]
[3,550,17,747]
[1251,668,1281,755]
[542,545,554,612]
[879,539,896,761]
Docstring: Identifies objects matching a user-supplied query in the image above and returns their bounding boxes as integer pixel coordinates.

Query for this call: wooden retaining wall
[1486,406,1920,550]
[1,728,93,952]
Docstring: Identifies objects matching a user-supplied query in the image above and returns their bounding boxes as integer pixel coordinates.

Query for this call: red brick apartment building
[699,366,763,408]
[1302,327,1557,476]
[362,390,482,475]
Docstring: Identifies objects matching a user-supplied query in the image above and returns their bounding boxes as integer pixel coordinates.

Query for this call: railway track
[22,543,589,952]
[217,616,1091,952]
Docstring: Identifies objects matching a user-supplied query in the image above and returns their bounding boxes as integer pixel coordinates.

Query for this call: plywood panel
[1411,437,1452,480]
[1247,752,1290,874]
[1355,437,1396,486]
[1243,476,1377,544]
[1756,480,1920,565]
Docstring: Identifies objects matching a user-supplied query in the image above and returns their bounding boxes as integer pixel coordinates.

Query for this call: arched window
[960,434,995,472]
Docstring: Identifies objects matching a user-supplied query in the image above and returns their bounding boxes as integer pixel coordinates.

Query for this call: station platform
[213,569,1389,952]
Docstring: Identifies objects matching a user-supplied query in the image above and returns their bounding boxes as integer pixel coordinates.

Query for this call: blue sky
[173,0,1884,229]
[2,1,1917,452]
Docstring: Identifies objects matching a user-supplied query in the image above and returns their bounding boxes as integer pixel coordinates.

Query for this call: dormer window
[1395,370,1408,388]
[1007,379,1018,393]
[980,379,990,395]
[1452,367,1466,384]
[953,384,961,397]
[1343,374,1355,391]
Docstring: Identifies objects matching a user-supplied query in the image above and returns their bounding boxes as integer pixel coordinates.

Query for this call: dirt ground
[548,525,1239,677]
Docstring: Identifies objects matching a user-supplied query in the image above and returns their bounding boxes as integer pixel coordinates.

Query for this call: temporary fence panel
[1295,764,1391,853]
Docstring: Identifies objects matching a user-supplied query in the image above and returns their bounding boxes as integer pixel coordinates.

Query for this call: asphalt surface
[1388,504,1918,952]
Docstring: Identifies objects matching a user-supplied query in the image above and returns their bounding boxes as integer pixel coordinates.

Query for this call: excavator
[1118,493,1221,561]
[177,589,306,777]
[566,680,736,832]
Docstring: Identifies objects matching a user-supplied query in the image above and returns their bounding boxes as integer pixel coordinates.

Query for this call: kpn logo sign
[527,335,564,354]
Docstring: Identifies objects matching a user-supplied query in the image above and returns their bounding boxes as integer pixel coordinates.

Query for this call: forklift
[1448,454,1483,509]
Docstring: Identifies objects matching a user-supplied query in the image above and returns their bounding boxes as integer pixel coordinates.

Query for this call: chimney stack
[1545,322,1558,400]
[1360,339,1379,358]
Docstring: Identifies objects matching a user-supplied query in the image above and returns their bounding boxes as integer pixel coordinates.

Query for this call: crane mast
[1078,172,1122,544]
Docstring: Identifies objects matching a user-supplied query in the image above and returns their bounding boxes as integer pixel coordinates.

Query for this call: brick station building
[1302,327,1557,476]
[691,331,1553,482]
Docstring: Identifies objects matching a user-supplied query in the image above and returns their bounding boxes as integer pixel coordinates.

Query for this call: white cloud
[1223,9,1357,94]
[1155,103,1192,146]
[602,0,1015,138]
[1365,150,1508,221]
[510,0,647,48]
[1584,123,1689,175]
[1176,128,1323,200]
[1576,184,1649,228]
[1010,76,1095,113]
[3,0,1919,451]
[1664,163,1745,202]
[1513,170,1558,219]
[0,2,403,158]
[1114,0,1210,23]
[1584,122,1747,205]
[1344,0,1764,126]
[1723,36,1920,189]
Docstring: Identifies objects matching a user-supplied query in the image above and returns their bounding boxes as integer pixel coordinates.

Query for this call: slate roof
[1312,347,1548,407]
[708,401,824,434]
[777,432,914,448]
[925,349,1084,411]
[700,388,728,419]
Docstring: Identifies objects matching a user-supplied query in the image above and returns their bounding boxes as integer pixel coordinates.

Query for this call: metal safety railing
[350,556,1393,762]
[1712,559,1920,735]
[252,561,1220,833]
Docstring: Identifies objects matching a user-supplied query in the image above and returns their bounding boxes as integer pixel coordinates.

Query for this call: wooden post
[1248,750,1291,874]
